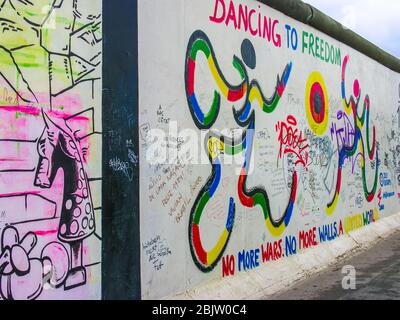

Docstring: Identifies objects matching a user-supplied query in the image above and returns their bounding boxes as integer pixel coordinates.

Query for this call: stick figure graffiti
[185,30,296,272]
[326,55,379,216]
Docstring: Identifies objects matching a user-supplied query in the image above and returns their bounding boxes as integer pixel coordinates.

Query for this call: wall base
[164,213,400,300]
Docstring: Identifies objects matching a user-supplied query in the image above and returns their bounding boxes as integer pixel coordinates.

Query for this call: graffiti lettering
[276,115,310,169]
[209,0,282,48]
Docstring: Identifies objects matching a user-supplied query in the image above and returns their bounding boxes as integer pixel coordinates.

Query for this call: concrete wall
[0,0,102,299]
[138,0,400,299]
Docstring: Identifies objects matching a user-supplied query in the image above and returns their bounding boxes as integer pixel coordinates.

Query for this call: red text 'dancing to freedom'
[209,0,282,48]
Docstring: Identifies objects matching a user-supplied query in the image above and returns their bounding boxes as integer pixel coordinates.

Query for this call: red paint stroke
[187,58,195,96]
[291,171,298,203]
[0,191,41,198]
[0,106,40,116]
[238,169,254,207]
[0,106,89,121]
[34,229,58,236]
[366,192,375,203]
[277,82,285,96]
[49,110,89,122]
[0,158,25,162]
[227,85,246,102]
[192,224,207,265]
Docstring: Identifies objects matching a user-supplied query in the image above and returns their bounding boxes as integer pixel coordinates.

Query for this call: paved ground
[270,230,400,300]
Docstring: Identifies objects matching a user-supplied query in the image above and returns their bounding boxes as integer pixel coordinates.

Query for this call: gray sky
[303,0,400,58]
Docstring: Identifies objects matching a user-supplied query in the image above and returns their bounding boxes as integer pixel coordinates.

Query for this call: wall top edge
[261,0,400,74]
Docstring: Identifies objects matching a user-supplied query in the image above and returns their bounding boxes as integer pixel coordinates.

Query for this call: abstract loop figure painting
[185,30,296,272]
[326,55,379,216]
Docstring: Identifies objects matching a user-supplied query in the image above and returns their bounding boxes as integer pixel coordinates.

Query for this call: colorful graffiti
[185,32,381,272]
[139,0,400,300]
[305,71,329,136]
[326,55,379,216]
[185,30,295,272]
[0,0,101,299]
[275,115,309,169]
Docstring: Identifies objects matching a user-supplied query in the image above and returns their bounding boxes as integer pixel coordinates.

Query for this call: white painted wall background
[138,0,400,299]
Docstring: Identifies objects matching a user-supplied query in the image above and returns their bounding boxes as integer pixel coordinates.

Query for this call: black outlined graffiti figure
[35,111,95,289]
[0,226,70,300]
[185,30,295,272]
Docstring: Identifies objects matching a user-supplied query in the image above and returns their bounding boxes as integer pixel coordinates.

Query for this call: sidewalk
[271,229,400,300]
[168,213,400,300]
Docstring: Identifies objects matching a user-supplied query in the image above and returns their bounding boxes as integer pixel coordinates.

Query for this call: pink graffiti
[0,227,70,300]
[33,229,59,236]
[0,105,89,121]
[0,191,41,198]
[0,106,40,116]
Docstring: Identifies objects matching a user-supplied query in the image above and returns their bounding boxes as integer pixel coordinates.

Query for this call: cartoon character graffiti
[0,110,97,299]
[0,226,70,300]
[185,30,295,272]
[34,111,96,289]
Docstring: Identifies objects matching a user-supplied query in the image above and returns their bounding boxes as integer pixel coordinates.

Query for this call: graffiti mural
[305,71,329,137]
[0,0,101,299]
[185,30,296,272]
[325,55,379,216]
[138,0,400,299]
